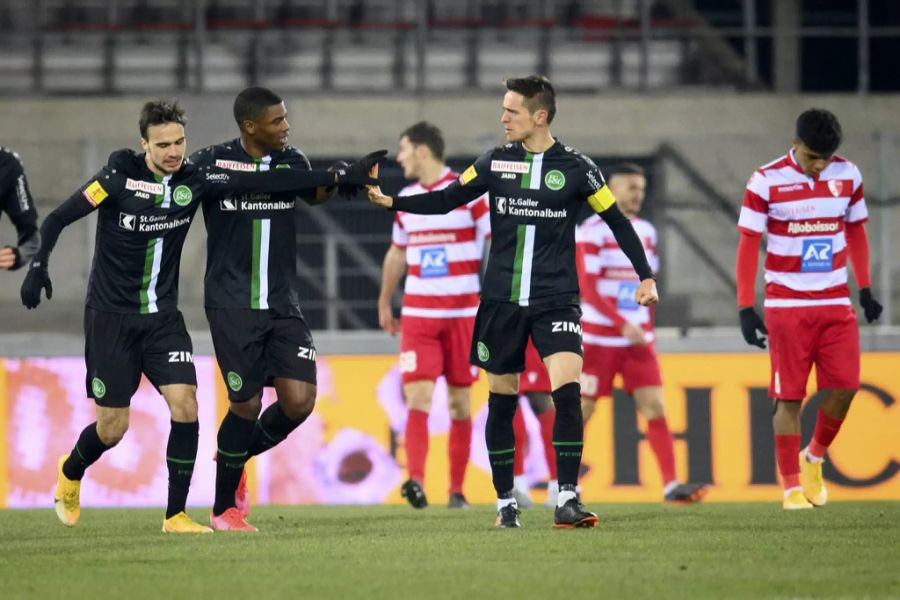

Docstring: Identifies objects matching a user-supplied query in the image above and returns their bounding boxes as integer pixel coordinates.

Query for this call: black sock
[247,403,305,457]
[165,420,199,519]
[62,423,114,481]
[213,411,256,516]
[485,392,518,496]
[552,382,584,487]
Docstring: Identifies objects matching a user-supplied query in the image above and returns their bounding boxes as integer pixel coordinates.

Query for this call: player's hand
[621,322,647,346]
[333,150,387,187]
[21,262,53,309]
[859,288,883,323]
[327,160,357,199]
[367,163,394,208]
[0,246,16,270]
[739,307,767,348]
[378,301,400,336]
[635,278,658,306]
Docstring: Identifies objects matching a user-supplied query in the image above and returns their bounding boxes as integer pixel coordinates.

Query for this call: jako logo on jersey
[490,160,530,173]
[420,247,448,278]
[297,346,317,360]
[125,178,165,195]
[551,321,582,334]
[220,199,238,211]
[172,185,193,206]
[801,239,833,272]
[496,196,507,214]
[215,159,256,172]
[168,351,194,363]
[119,212,136,231]
[787,221,839,234]
[828,180,844,197]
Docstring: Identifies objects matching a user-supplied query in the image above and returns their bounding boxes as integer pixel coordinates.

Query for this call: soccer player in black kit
[0,146,39,271]
[20,99,381,533]
[191,87,339,531]
[369,76,658,528]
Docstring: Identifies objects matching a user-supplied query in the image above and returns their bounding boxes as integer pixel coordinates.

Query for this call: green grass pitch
[1,502,898,599]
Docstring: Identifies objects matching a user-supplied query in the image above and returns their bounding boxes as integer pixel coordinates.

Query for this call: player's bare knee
[162,384,198,422]
[280,386,316,421]
[404,381,434,413]
[230,393,262,420]
[448,386,471,420]
[96,409,129,445]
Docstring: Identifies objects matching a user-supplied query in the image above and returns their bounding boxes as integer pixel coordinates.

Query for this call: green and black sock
[62,422,114,481]
[165,420,199,519]
[247,402,305,457]
[213,411,255,516]
[552,382,584,487]
[485,392,518,495]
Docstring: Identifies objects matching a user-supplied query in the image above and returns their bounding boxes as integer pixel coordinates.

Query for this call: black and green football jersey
[34,149,335,314]
[190,139,315,316]
[391,140,649,307]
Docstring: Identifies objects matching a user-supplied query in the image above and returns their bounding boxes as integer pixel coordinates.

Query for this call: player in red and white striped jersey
[576,163,708,504]
[736,109,883,510]
[378,122,490,509]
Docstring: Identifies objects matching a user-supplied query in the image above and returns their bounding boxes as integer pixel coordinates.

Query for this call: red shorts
[765,305,860,400]
[518,340,551,394]
[580,342,663,399]
[399,315,478,387]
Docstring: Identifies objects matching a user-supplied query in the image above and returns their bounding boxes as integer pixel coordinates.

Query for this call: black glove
[859,288,883,323]
[327,160,358,199]
[332,150,387,187]
[21,261,53,309]
[739,307,767,348]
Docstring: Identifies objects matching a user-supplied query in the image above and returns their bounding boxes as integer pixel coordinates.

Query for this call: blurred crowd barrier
[2,352,898,508]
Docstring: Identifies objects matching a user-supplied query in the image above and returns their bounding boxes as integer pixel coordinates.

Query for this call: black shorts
[469,300,583,374]
[84,308,197,408]
[206,308,317,401]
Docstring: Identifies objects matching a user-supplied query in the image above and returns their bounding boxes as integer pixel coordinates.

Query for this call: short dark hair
[796,108,842,155]
[504,75,557,124]
[234,87,283,127]
[608,162,646,178]
[400,121,445,160]
[139,99,186,140]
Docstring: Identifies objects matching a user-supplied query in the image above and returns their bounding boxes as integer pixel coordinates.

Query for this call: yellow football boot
[783,488,814,510]
[54,455,81,526]
[162,512,213,534]
[799,449,827,507]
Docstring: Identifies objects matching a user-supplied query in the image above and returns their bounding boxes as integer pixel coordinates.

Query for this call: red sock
[537,408,557,480]
[775,434,801,489]
[405,409,429,483]
[808,409,844,459]
[512,406,526,476]
[448,418,471,494]
[646,417,677,485]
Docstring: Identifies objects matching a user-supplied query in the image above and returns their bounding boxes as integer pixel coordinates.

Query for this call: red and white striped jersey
[738,149,867,308]
[576,215,659,347]
[392,168,491,318]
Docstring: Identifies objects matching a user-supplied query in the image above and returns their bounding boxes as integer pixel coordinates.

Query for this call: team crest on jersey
[172,185,193,206]
[544,170,565,191]
[125,178,165,195]
[215,159,256,172]
[827,179,844,197]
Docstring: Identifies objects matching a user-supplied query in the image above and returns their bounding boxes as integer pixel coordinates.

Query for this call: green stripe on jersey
[520,152,543,190]
[139,238,163,314]
[520,153,533,189]
[250,219,271,310]
[509,224,535,306]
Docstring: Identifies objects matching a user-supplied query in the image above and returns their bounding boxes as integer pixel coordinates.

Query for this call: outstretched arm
[597,203,657,305]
